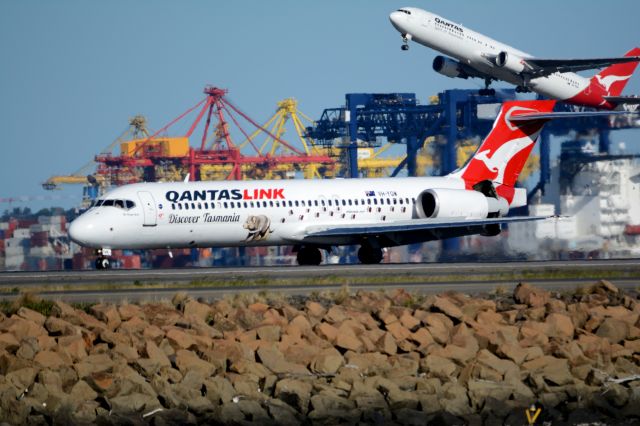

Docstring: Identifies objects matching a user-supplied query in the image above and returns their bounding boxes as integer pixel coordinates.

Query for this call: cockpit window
[397,9,411,15]
[97,199,136,210]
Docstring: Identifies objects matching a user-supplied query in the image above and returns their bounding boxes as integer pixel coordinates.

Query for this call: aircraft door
[137,191,157,226]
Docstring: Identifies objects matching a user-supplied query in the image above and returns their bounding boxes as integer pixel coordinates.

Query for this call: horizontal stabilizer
[525,56,640,77]
[603,96,640,105]
[509,110,637,121]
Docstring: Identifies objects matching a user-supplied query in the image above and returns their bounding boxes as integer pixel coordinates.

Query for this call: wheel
[358,245,383,264]
[401,44,409,51]
[95,257,110,270]
[296,247,322,265]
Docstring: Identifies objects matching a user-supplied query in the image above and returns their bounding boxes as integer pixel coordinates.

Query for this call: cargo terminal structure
[2,88,640,270]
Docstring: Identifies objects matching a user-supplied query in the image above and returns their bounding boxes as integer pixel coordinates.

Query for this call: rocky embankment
[0,281,639,425]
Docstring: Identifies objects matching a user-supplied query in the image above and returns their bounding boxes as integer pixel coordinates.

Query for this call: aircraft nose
[68,215,98,247]
[389,11,405,30]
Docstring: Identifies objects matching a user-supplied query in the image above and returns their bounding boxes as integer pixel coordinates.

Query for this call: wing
[287,216,548,246]
[524,57,640,78]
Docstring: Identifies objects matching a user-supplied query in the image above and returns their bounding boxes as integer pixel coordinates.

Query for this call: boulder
[596,318,630,343]
[545,313,575,340]
[74,353,114,378]
[257,345,309,375]
[117,303,144,321]
[423,313,453,345]
[90,304,122,330]
[16,307,46,326]
[275,378,313,414]
[166,328,198,350]
[433,295,464,320]
[385,321,411,343]
[110,391,162,414]
[315,322,338,343]
[521,355,574,386]
[0,316,47,338]
[513,283,550,307]
[0,333,20,353]
[310,348,344,375]
[183,299,212,323]
[56,335,88,362]
[377,332,398,355]
[257,325,281,342]
[335,324,363,352]
[305,301,326,318]
[33,350,65,369]
[175,349,215,377]
[421,355,457,379]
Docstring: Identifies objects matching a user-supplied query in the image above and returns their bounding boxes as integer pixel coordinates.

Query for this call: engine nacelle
[495,51,525,74]
[432,56,469,79]
[416,188,509,219]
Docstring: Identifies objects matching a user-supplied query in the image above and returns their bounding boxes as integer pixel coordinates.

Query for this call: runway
[0,259,638,303]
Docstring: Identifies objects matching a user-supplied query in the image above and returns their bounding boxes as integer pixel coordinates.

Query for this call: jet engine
[495,51,525,73]
[432,56,469,79]
[416,188,509,219]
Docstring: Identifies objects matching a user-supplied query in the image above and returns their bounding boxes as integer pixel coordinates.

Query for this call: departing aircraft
[68,100,630,268]
[389,7,640,110]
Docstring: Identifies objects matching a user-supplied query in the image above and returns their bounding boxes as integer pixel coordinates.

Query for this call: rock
[433,295,464,320]
[90,304,121,330]
[74,353,114,378]
[110,391,161,414]
[175,349,215,377]
[377,332,398,355]
[283,341,318,366]
[183,299,211,323]
[257,345,309,375]
[0,333,20,353]
[86,371,115,394]
[514,283,549,307]
[0,316,47,339]
[212,339,254,364]
[596,318,630,343]
[69,379,98,402]
[421,355,457,379]
[306,301,326,318]
[230,359,272,379]
[593,279,619,295]
[6,367,37,391]
[266,397,300,425]
[476,349,519,378]
[309,393,358,422]
[315,322,338,342]
[34,350,67,369]
[467,379,512,409]
[203,376,236,404]
[310,348,344,375]
[57,335,87,362]
[166,328,198,350]
[440,383,472,416]
[117,303,144,321]
[399,312,421,331]
[325,306,348,323]
[522,355,573,386]
[44,316,77,336]
[345,352,389,376]
[423,313,453,345]
[519,321,550,347]
[335,324,363,352]
[275,378,313,414]
[545,313,575,340]
[385,321,411,343]
[257,325,281,342]
[16,307,46,326]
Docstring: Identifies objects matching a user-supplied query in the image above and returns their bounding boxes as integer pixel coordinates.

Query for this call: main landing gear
[478,78,496,96]
[515,86,532,93]
[95,248,112,270]
[357,244,383,264]
[296,246,323,266]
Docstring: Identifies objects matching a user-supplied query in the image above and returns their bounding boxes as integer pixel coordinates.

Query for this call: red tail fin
[592,47,640,96]
[449,100,556,190]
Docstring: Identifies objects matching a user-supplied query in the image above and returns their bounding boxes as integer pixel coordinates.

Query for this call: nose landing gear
[401,34,410,51]
[95,248,112,270]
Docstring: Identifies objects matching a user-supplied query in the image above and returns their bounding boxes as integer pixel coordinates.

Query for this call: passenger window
[262,201,267,207]
[250,201,254,208]
[367,199,371,205]
[204,202,209,209]
[171,203,175,210]
[373,199,378,205]
[244,202,248,208]
[198,203,202,209]
[341,200,346,206]
[224,202,228,209]
[348,199,352,206]
[185,203,189,210]
[191,203,196,209]
[295,201,299,207]
[270,201,274,207]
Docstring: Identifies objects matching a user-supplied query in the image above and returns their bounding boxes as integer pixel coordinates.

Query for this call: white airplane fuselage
[69,177,466,250]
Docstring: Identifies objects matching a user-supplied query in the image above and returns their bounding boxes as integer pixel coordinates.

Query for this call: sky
[1,0,639,211]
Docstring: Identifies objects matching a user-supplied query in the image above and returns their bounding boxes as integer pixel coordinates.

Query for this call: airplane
[68,100,630,269]
[389,7,640,110]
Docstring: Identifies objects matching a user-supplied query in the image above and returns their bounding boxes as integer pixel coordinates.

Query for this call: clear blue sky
[1,0,639,210]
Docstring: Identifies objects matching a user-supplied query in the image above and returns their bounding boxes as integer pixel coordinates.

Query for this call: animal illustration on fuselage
[243,215,273,242]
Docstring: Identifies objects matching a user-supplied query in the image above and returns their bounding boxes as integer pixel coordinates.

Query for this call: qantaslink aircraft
[68,100,627,268]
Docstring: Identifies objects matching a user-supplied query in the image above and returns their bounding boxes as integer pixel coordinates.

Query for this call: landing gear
[296,246,322,266]
[94,248,112,270]
[479,78,495,96]
[401,35,409,51]
[515,86,532,93]
[358,245,383,264]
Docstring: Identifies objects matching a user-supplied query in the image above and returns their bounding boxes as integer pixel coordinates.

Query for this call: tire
[358,245,383,264]
[297,247,322,265]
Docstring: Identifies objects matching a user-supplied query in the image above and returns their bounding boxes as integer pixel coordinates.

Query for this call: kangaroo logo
[595,74,631,94]
[474,133,540,184]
